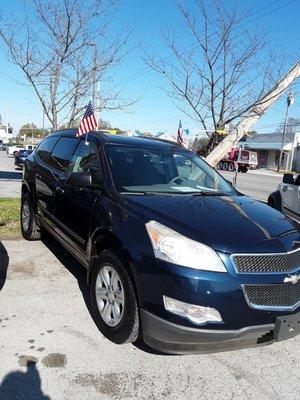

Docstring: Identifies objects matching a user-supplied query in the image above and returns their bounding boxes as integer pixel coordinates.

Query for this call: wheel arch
[21,181,38,212]
[88,229,141,305]
[268,190,282,212]
[21,181,30,196]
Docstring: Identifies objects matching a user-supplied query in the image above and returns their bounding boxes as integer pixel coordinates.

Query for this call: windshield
[105,144,236,196]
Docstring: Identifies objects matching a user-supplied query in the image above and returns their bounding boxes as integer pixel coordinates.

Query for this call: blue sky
[0,0,300,136]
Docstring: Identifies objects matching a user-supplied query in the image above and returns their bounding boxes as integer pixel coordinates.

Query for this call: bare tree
[275,117,300,136]
[142,0,285,154]
[0,0,136,130]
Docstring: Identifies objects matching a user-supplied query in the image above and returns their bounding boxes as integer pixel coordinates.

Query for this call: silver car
[268,173,300,220]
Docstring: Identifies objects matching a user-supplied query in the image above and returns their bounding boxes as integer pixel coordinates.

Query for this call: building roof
[243,142,291,151]
[240,132,298,151]
[244,132,294,143]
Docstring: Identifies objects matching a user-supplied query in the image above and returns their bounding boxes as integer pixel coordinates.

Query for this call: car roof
[49,129,182,150]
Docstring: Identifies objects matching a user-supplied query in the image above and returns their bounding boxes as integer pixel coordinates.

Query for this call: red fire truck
[216,146,258,173]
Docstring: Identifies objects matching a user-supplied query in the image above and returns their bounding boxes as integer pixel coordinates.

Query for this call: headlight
[145,220,227,272]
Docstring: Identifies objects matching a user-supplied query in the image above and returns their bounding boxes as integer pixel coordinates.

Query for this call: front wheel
[90,249,140,344]
[20,194,41,240]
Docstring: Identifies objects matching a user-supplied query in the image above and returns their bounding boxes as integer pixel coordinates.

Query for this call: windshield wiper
[191,191,227,196]
[120,191,173,196]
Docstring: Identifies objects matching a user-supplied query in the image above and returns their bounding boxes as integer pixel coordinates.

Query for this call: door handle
[56,186,65,195]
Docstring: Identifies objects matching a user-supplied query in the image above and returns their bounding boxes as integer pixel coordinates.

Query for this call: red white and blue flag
[177,119,183,145]
[77,101,97,137]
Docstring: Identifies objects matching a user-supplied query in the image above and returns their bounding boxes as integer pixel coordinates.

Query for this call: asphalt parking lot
[0,150,299,399]
[1,237,299,400]
[0,152,23,198]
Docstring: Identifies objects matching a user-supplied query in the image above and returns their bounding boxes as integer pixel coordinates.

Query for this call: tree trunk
[205,62,300,167]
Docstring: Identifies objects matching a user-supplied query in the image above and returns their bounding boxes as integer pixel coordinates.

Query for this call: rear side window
[36,136,59,163]
[48,137,78,172]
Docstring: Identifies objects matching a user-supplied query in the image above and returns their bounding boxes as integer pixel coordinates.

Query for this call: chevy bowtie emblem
[284,274,300,285]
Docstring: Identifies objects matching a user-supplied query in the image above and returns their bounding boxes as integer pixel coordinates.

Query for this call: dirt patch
[41,353,67,368]
[10,261,36,277]
[74,372,123,397]
[18,355,38,367]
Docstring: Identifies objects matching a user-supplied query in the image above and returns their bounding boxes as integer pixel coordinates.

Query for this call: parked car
[268,173,300,220]
[0,143,8,151]
[14,149,33,169]
[7,143,36,156]
[21,130,300,354]
[24,144,37,151]
[7,144,24,156]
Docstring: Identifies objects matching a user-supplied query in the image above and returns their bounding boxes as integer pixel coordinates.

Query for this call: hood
[124,194,300,254]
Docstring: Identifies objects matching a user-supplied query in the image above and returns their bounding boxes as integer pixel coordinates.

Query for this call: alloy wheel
[21,200,30,232]
[95,265,124,327]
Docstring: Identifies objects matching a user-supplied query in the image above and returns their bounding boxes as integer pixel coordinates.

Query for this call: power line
[106,0,296,92]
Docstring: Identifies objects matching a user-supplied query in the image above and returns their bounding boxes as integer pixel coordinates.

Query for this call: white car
[268,173,300,220]
[7,145,24,156]
[7,144,36,156]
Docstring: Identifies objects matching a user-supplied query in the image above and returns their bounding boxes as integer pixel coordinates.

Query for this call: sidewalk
[248,169,283,177]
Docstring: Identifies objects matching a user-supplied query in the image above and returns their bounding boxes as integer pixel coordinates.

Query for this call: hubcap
[22,201,30,232]
[95,265,124,327]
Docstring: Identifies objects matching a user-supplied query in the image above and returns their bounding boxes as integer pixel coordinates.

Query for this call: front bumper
[141,309,300,354]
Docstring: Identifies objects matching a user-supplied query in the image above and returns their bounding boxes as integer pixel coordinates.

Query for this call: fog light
[163,296,223,325]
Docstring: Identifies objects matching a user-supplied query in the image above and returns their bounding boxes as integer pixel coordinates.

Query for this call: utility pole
[42,107,45,138]
[5,106,9,142]
[91,45,100,128]
[206,62,300,168]
[277,91,294,172]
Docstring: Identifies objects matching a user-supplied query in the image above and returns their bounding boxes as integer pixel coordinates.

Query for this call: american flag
[177,119,183,145]
[77,101,97,137]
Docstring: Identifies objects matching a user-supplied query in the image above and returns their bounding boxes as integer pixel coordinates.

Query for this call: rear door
[35,135,60,224]
[54,140,100,252]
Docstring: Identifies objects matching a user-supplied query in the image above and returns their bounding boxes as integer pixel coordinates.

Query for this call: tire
[228,163,235,172]
[217,162,223,170]
[268,192,282,212]
[20,193,41,240]
[90,249,140,344]
[241,166,248,173]
[222,162,228,171]
[268,197,275,208]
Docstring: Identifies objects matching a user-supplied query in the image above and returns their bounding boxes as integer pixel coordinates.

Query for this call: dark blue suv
[21,129,300,354]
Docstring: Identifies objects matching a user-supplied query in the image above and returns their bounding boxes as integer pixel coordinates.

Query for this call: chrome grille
[244,282,300,310]
[232,249,300,273]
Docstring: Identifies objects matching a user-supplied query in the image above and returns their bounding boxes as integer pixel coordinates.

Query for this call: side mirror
[67,171,92,187]
[283,173,294,184]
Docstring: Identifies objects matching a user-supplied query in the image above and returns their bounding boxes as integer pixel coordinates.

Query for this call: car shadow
[41,233,91,312]
[0,171,22,180]
[41,234,176,356]
[0,360,50,400]
[0,241,9,292]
